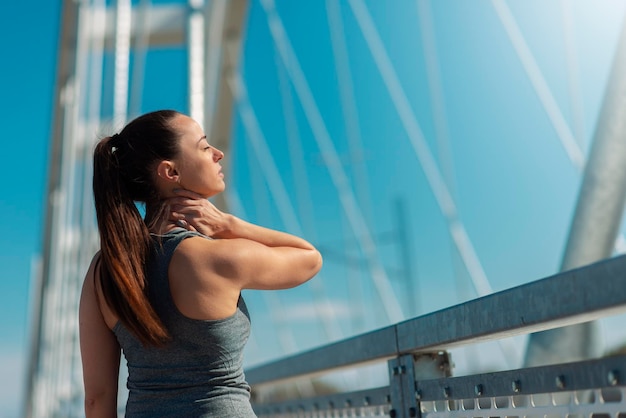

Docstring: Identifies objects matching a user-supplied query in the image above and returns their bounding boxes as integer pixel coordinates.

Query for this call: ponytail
[93,135,169,346]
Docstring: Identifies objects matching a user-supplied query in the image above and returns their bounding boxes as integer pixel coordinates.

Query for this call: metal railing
[247,255,626,417]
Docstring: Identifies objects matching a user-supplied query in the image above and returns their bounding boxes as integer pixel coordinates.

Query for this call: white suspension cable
[88,1,105,133]
[492,0,626,256]
[347,0,456,219]
[129,0,152,118]
[415,0,455,317]
[326,1,377,330]
[188,0,205,126]
[348,0,494,298]
[204,0,228,137]
[259,0,405,324]
[491,0,585,171]
[273,48,345,342]
[113,0,131,128]
[273,50,313,236]
[326,0,381,330]
[229,74,303,235]
[326,0,373,224]
[416,0,519,367]
[416,0,457,199]
[560,0,586,148]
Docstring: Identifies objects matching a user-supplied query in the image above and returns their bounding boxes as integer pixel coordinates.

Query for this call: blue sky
[3,1,626,417]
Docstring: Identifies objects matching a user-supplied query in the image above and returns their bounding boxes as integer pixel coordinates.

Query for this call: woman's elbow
[84,392,117,417]
[84,397,98,413]
[315,249,323,272]
[306,249,323,279]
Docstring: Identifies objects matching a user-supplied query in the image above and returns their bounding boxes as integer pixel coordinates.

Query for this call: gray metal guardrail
[247,254,626,418]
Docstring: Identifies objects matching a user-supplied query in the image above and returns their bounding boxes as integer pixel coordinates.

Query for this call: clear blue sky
[2,1,626,417]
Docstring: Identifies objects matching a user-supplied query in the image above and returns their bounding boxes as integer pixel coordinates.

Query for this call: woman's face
[170,114,225,198]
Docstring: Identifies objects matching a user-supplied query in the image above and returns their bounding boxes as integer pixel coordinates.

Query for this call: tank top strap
[148,228,206,309]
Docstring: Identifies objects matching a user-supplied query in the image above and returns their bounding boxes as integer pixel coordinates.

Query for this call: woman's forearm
[213,214,316,250]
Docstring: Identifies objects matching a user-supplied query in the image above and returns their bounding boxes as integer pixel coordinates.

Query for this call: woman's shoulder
[83,251,102,283]
[171,235,266,284]
[174,233,252,257]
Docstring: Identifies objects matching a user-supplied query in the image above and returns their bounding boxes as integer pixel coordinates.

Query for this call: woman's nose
[214,147,224,162]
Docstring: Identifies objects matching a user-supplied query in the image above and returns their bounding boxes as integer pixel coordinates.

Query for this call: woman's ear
[156,160,179,183]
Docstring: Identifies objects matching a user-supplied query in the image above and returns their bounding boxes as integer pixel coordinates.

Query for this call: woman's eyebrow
[196,135,207,144]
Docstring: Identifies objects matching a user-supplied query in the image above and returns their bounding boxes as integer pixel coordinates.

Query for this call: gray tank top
[113,228,257,417]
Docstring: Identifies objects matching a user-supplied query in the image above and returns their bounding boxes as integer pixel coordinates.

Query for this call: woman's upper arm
[187,237,322,290]
[79,255,120,417]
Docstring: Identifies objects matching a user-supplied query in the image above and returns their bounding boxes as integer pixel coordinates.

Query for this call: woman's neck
[145,200,177,234]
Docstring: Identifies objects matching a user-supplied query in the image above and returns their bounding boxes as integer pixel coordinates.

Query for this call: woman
[79,110,322,417]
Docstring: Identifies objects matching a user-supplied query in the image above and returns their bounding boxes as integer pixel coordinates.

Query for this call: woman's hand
[168,189,232,237]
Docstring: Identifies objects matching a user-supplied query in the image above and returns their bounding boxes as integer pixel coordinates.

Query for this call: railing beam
[247,326,398,386]
[247,255,626,386]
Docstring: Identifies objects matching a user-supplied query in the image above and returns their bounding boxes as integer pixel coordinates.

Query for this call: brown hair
[92,109,181,346]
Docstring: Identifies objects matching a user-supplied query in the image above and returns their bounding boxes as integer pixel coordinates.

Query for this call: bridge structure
[24,1,626,417]
[248,255,626,417]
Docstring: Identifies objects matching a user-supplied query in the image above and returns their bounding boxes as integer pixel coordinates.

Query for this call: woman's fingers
[170,211,186,221]
[171,202,220,219]
[168,197,203,207]
[167,189,226,236]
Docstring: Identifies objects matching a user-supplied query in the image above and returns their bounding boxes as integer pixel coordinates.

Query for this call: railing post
[389,354,416,418]
[389,352,452,418]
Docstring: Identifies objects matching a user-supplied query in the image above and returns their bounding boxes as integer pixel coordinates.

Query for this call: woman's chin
[203,188,225,199]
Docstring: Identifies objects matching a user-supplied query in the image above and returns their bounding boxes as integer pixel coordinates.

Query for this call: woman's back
[115,228,255,417]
